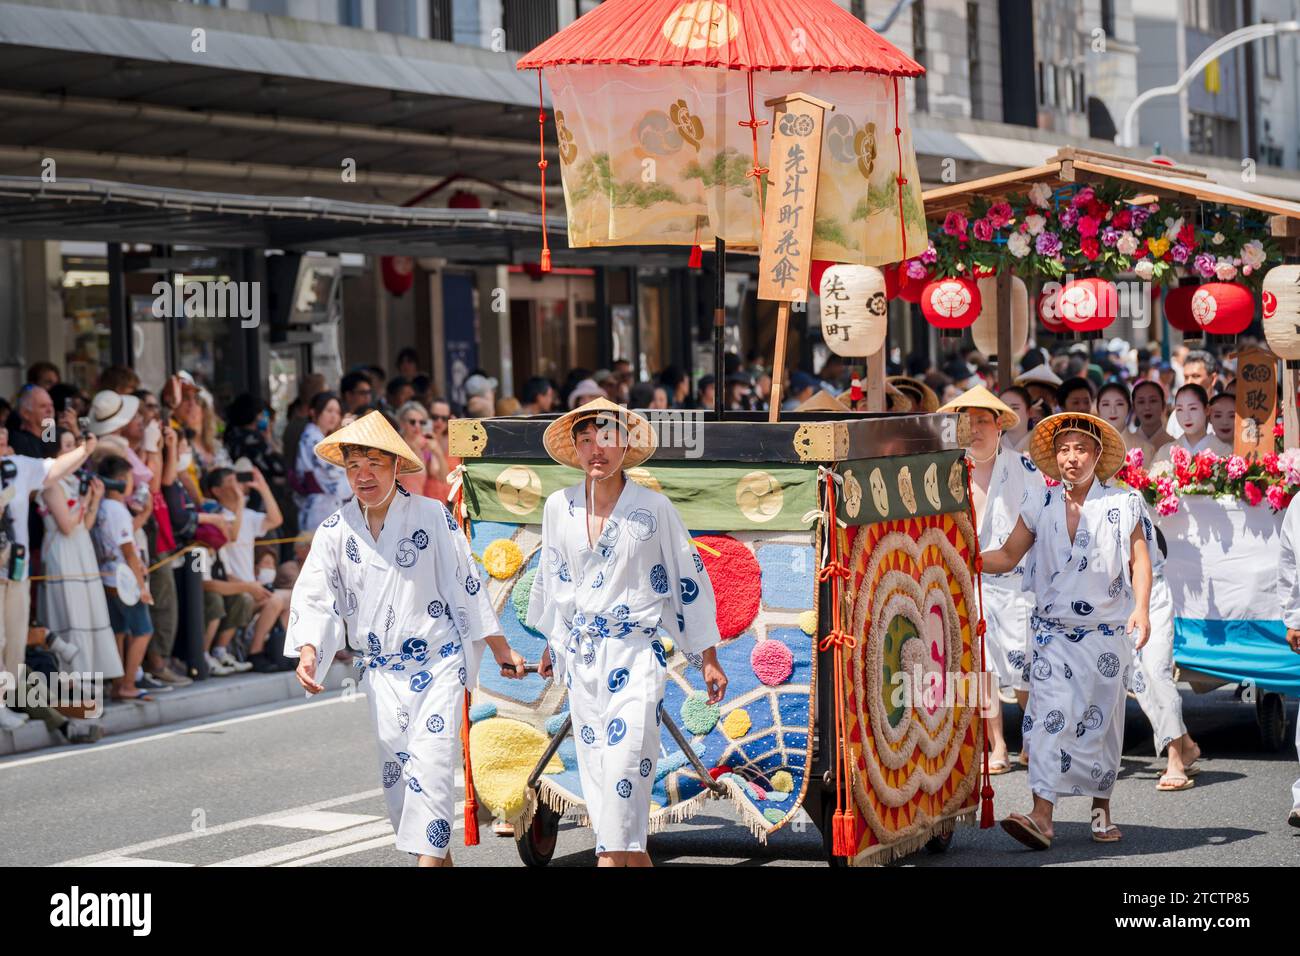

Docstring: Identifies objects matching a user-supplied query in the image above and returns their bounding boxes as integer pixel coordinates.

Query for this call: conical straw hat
[938,384,1020,431]
[798,389,850,413]
[887,375,939,413]
[314,410,425,475]
[1029,412,1127,482]
[542,396,657,470]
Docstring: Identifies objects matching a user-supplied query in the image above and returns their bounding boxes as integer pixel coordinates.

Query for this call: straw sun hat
[1029,412,1127,482]
[887,375,940,413]
[937,384,1019,431]
[314,410,424,475]
[542,396,657,471]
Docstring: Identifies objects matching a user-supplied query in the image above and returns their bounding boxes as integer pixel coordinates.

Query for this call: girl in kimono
[286,411,526,867]
[527,397,728,867]
[938,385,1044,774]
[1096,383,1154,466]
[293,392,349,534]
[981,412,1152,850]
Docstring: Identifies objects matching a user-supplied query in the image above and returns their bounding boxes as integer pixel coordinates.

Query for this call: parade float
[918,150,1300,749]
[439,0,993,867]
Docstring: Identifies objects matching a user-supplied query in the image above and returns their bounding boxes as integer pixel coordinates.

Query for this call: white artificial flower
[1024,213,1047,236]
[1028,183,1052,208]
[1007,231,1031,258]
[1241,239,1267,270]
[1212,232,1225,245]
[1163,217,1184,243]
[1116,232,1139,256]
[1214,259,1238,281]
[1134,259,1155,281]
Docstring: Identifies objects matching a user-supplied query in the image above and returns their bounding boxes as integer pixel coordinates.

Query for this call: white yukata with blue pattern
[526,477,721,854]
[1018,480,1146,805]
[284,485,501,858]
[1276,496,1300,815]
[976,447,1044,692]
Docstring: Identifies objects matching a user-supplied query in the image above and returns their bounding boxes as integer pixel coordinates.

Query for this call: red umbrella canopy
[516,0,929,271]
[516,0,923,74]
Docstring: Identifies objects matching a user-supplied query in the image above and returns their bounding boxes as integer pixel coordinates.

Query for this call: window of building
[429,0,453,40]
[1188,110,1241,158]
[967,2,983,120]
[1101,0,1115,37]
[503,0,559,52]
[376,0,419,36]
[338,0,362,27]
[1263,22,1280,78]
[248,0,288,14]
[913,1,929,112]
[1077,71,1086,113]
[1037,60,1045,106]
[1183,0,1238,34]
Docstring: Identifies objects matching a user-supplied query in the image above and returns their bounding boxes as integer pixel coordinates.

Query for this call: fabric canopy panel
[547,63,926,262]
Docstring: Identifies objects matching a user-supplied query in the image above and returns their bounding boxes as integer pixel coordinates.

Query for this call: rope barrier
[29,533,314,582]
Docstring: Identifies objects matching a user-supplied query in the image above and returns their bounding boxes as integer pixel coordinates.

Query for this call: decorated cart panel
[451,412,984,865]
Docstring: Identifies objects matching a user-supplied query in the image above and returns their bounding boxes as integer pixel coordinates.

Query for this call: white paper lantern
[819,265,888,356]
[972,275,1029,357]
[1262,265,1300,366]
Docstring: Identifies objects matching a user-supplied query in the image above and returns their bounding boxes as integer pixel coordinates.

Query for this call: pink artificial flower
[1072,186,1095,208]
[943,211,968,238]
[1170,445,1190,470]
[1226,455,1248,480]
[1244,481,1264,507]
[987,202,1014,228]
[1077,216,1100,238]
[1125,447,1145,470]
[972,217,994,242]
[1267,484,1287,511]
[1156,494,1180,517]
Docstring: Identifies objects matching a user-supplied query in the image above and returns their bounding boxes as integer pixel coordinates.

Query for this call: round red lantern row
[1035,278,1117,335]
[1165,282,1254,336]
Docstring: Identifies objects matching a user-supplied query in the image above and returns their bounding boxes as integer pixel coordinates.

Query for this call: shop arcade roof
[0,175,689,266]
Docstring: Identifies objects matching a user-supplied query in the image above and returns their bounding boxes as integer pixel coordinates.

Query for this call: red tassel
[540,247,552,273]
[832,810,853,857]
[980,783,996,829]
[461,690,480,846]
[688,244,703,269]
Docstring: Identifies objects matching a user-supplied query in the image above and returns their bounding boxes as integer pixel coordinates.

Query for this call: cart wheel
[515,801,560,868]
[1255,691,1288,752]
[819,799,849,868]
[924,832,953,854]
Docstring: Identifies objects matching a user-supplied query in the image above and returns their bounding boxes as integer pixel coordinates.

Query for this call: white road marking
[281,818,466,867]
[2,693,361,771]
[266,811,383,832]
[209,822,397,867]
[52,787,384,867]
[84,856,195,867]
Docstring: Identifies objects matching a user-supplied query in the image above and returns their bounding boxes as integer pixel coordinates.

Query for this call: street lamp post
[1116,20,1300,149]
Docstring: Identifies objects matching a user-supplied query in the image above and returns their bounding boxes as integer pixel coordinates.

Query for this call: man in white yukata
[286,411,526,867]
[982,412,1151,849]
[526,397,728,867]
[1274,494,1300,828]
[938,386,1043,774]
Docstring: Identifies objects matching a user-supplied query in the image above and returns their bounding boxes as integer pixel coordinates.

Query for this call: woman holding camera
[37,429,123,689]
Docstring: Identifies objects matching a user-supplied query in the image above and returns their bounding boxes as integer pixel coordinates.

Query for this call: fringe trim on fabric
[850,808,976,867]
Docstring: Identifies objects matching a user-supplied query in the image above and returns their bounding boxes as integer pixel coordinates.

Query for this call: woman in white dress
[37,429,124,686]
[294,392,349,534]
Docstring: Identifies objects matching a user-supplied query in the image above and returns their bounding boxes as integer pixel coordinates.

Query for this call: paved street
[3,685,1295,868]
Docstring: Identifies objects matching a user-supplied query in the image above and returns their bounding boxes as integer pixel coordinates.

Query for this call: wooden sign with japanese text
[757,93,833,303]
[1234,347,1278,458]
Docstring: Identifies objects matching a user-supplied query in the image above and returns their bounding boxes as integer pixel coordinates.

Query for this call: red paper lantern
[1056,277,1117,334]
[882,262,903,299]
[1164,285,1200,335]
[381,255,415,297]
[1037,287,1067,333]
[809,259,834,295]
[920,277,981,330]
[1190,282,1254,335]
